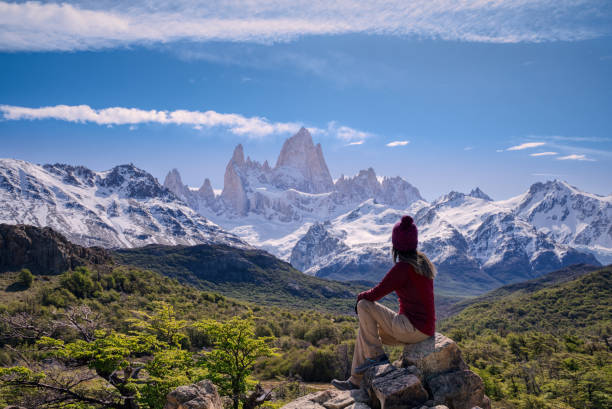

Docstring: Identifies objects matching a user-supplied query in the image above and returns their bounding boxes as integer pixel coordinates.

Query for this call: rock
[220,145,249,215]
[0,223,110,274]
[280,390,372,409]
[363,364,428,409]
[398,333,468,380]
[164,380,222,409]
[282,333,489,409]
[428,370,490,409]
[273,127,334,194]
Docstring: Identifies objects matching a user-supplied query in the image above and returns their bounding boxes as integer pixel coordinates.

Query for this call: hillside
[439,266,612,408]
[113,243,366,312]
[440,263,602,319]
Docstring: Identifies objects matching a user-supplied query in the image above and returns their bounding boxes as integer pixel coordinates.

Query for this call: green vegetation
[113,243,367,313]
[1,259,610,409]
[0,265,357,408]
[440,267,612,409]
[197,316,276,409]
[17,268,33,289]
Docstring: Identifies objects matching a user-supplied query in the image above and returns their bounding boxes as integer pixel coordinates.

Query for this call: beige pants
[349,299,429,386]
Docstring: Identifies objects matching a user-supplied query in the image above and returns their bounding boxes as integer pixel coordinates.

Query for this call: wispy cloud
[464,146,474,151]
[0,104,376,142]
[529,151,558,156]
[507,142,546,151]
[317,121,374,143]
[556,154,596,161]
[346,140,365,146]
[0,104,300,138]
[0,0,608,52]
[386,141,409,147]
[527,135,612,143]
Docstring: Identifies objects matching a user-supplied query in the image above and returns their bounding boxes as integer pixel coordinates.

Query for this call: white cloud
[464,146,473,151]
[346,140,365,146]
[556,154,596,161]
[0,104,301,138]
[0,104,375,142]
[529,151,558,156]
[507,142,546,151]
[0,1,608,52]
[386,140,409,147]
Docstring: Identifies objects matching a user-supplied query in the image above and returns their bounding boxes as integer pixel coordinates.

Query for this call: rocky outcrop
[397,333,468,379]
[164,380,222,409]
[280,389,370,409]
[290,222,349,273]
[273,127,334,194]
[0,224,110,274]
[220,145,249,216]
[334,168,423,209]
[281,332,490,409]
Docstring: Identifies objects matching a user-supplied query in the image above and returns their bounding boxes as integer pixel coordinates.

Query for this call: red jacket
[357,262,435,336]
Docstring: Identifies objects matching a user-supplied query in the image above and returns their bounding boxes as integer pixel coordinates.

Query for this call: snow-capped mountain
[0,159,245,249]
[163,128,606,295]
[507,180,612,263]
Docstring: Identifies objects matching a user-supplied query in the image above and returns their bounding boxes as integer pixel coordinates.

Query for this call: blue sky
[1,1,611,200]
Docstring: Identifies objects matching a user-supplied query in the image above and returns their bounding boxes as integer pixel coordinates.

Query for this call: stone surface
[428,370,490,409]
[280,333,490,409]
[0,223,110,274]
[363,364,428,409]
[164,380,222,409]
[273,127,334,194]
[399,333,468,379]
[281,390,372,409]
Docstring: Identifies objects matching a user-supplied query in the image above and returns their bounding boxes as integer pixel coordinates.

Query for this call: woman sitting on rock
[332,215,436,390]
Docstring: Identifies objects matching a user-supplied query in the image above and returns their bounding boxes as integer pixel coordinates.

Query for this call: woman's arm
[357,264,407,302]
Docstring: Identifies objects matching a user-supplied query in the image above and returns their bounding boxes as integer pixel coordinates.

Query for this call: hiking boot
[331,379,359,391]
[354,354,390,374]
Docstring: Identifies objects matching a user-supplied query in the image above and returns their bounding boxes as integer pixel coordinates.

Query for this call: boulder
[362,364,428,409]
[428,370,490,409]
[397,333,467,380]
[164,380,222,409]
[281,333,490,409]
[280,389,371,409]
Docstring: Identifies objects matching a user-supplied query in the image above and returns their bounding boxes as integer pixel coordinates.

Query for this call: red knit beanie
[392,215,418,251]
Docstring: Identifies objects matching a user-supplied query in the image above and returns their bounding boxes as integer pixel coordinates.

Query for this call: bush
[18,269,33,288]
[60,267,101,298]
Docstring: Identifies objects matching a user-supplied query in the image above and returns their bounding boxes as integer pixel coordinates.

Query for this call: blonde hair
[392,248,437,279]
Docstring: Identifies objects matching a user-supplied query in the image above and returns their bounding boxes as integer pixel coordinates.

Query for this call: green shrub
[17,269,33,288]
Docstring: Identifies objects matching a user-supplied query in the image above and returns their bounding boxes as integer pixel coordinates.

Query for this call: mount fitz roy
[161,127,606,294]
[1,127,608,295]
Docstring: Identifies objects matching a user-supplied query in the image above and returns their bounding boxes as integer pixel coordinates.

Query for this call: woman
[332,215,436,390]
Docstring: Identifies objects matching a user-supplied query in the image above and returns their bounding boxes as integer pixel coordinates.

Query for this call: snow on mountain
[287,193,599,295]
[160,129,605,294]
[0,159,245,249]
[163,128,424,260]
[502,180,612,263]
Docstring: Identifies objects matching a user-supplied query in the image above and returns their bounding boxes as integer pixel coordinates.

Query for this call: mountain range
[162,128,607,294]
[1,128,610,295]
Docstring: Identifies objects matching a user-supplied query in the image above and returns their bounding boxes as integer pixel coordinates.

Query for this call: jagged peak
[199,177,213,191]
[164,168,183,185]
[526,179,577,197]
[230,144,245,166]
[275,127,316,169]
[469,187,493,201]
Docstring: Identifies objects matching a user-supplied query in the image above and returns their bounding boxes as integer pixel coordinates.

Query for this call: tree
[0,303,203,409]
[196,316,277,409]
[18,268,33,288]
